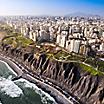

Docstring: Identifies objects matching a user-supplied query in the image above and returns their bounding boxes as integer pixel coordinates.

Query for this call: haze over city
[0,0,104,16]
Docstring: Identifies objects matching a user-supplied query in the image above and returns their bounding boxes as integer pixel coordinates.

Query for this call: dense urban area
[1,16,104,72]
[1,16,104,54]
[0,16,104,104]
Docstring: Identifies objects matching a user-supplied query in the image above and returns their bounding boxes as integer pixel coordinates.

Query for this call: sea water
[0,60,57,104]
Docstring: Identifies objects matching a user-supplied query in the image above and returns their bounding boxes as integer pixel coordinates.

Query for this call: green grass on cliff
[3,35,33,48]
[16,36,33,47]
[79,63,104,76]
[47,50,104,76]
[0,24,33,48]
[54,51,69,60]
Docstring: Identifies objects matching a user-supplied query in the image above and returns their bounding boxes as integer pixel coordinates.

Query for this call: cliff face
[1,45,104,104]
[25,53,104,104]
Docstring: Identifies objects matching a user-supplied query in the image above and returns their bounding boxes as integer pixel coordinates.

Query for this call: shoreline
[0,55,23,76]
[0,54,76,104]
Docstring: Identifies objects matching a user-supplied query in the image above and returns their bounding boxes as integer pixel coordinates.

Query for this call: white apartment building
[69,39,81,53]
[60,35,66,47]
[70,39,75,52]
[102,32,104,37]
[29,31,33,40]
[100,43,104,51]
[56,34,61,45]
[66,40,70,51]
[33,32,37,42]
[73,40,81,53]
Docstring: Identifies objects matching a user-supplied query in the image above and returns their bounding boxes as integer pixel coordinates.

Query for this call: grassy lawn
[45,48,104,75]
[97,61,104,72]
[2,35,33,48]
[16,36,33,47]
[79,63,104,76]
[54,51,69,60]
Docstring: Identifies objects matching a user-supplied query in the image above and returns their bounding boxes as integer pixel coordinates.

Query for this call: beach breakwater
[0,45,104,104]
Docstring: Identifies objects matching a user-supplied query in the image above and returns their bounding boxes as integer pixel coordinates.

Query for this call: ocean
[0,60,57,104]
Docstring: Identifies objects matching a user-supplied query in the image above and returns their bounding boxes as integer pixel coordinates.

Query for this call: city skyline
[0,0,104,16]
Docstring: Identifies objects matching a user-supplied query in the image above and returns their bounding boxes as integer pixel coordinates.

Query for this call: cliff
[28,53,104,104]
[1,44,104,104]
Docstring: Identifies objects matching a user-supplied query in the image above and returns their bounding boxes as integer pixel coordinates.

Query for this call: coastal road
[0,54,80,104]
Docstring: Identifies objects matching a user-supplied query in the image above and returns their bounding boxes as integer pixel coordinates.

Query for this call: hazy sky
[0,0,104,16]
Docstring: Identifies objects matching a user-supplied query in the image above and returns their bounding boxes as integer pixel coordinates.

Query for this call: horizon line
[0,11,104,17]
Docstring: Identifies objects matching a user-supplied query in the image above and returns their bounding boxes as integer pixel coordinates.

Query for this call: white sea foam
[7,75,13,80]
[16,78,57,104]
[0,60,56,103]
[0,77,23,97]
[0,101,2,104]
[0,60,17,76]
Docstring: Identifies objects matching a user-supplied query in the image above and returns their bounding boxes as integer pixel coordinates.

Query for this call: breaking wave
[0,77,23,97]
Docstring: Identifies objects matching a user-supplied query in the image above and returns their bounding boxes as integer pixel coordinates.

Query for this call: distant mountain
[65,12,101,18]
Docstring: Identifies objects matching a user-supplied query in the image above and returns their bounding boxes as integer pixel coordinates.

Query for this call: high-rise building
[73,40,81,53]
